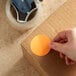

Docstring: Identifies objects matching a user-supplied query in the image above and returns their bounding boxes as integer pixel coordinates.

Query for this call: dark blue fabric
[12,0,34,13]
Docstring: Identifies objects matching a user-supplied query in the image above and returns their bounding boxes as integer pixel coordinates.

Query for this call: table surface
[22,0,76,76]
[0,0,39,76]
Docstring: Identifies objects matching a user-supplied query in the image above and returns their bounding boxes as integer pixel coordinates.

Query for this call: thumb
[51,42,66,54]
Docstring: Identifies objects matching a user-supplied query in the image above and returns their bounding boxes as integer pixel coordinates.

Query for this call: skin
[51,28,76,65]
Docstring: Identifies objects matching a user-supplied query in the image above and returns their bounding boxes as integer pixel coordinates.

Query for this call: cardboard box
[21,0,76,76]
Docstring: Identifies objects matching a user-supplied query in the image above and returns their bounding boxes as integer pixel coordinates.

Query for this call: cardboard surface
[21,0,76,76]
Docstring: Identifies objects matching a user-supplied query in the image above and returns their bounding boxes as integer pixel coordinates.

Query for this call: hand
[51,28,76,65]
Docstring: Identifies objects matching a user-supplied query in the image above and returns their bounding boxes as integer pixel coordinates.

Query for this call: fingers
[70,61,76,65]
[65,56,76,65]
[51,42,76,65]
[65,56,71,65]
[53,30,72,43]
[51,42,66,54]
[59,54,76,65]
[59,53,71,65]
[51,30,72,55]
[51,30,75,65]
[53,31,67,42]
[59,53,65,58]
[65,30,72,41]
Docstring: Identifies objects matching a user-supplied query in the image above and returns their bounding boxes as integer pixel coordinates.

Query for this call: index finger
[53,30,67,42]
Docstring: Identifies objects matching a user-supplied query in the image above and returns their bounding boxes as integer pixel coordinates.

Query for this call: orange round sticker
[30,34,51,56]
